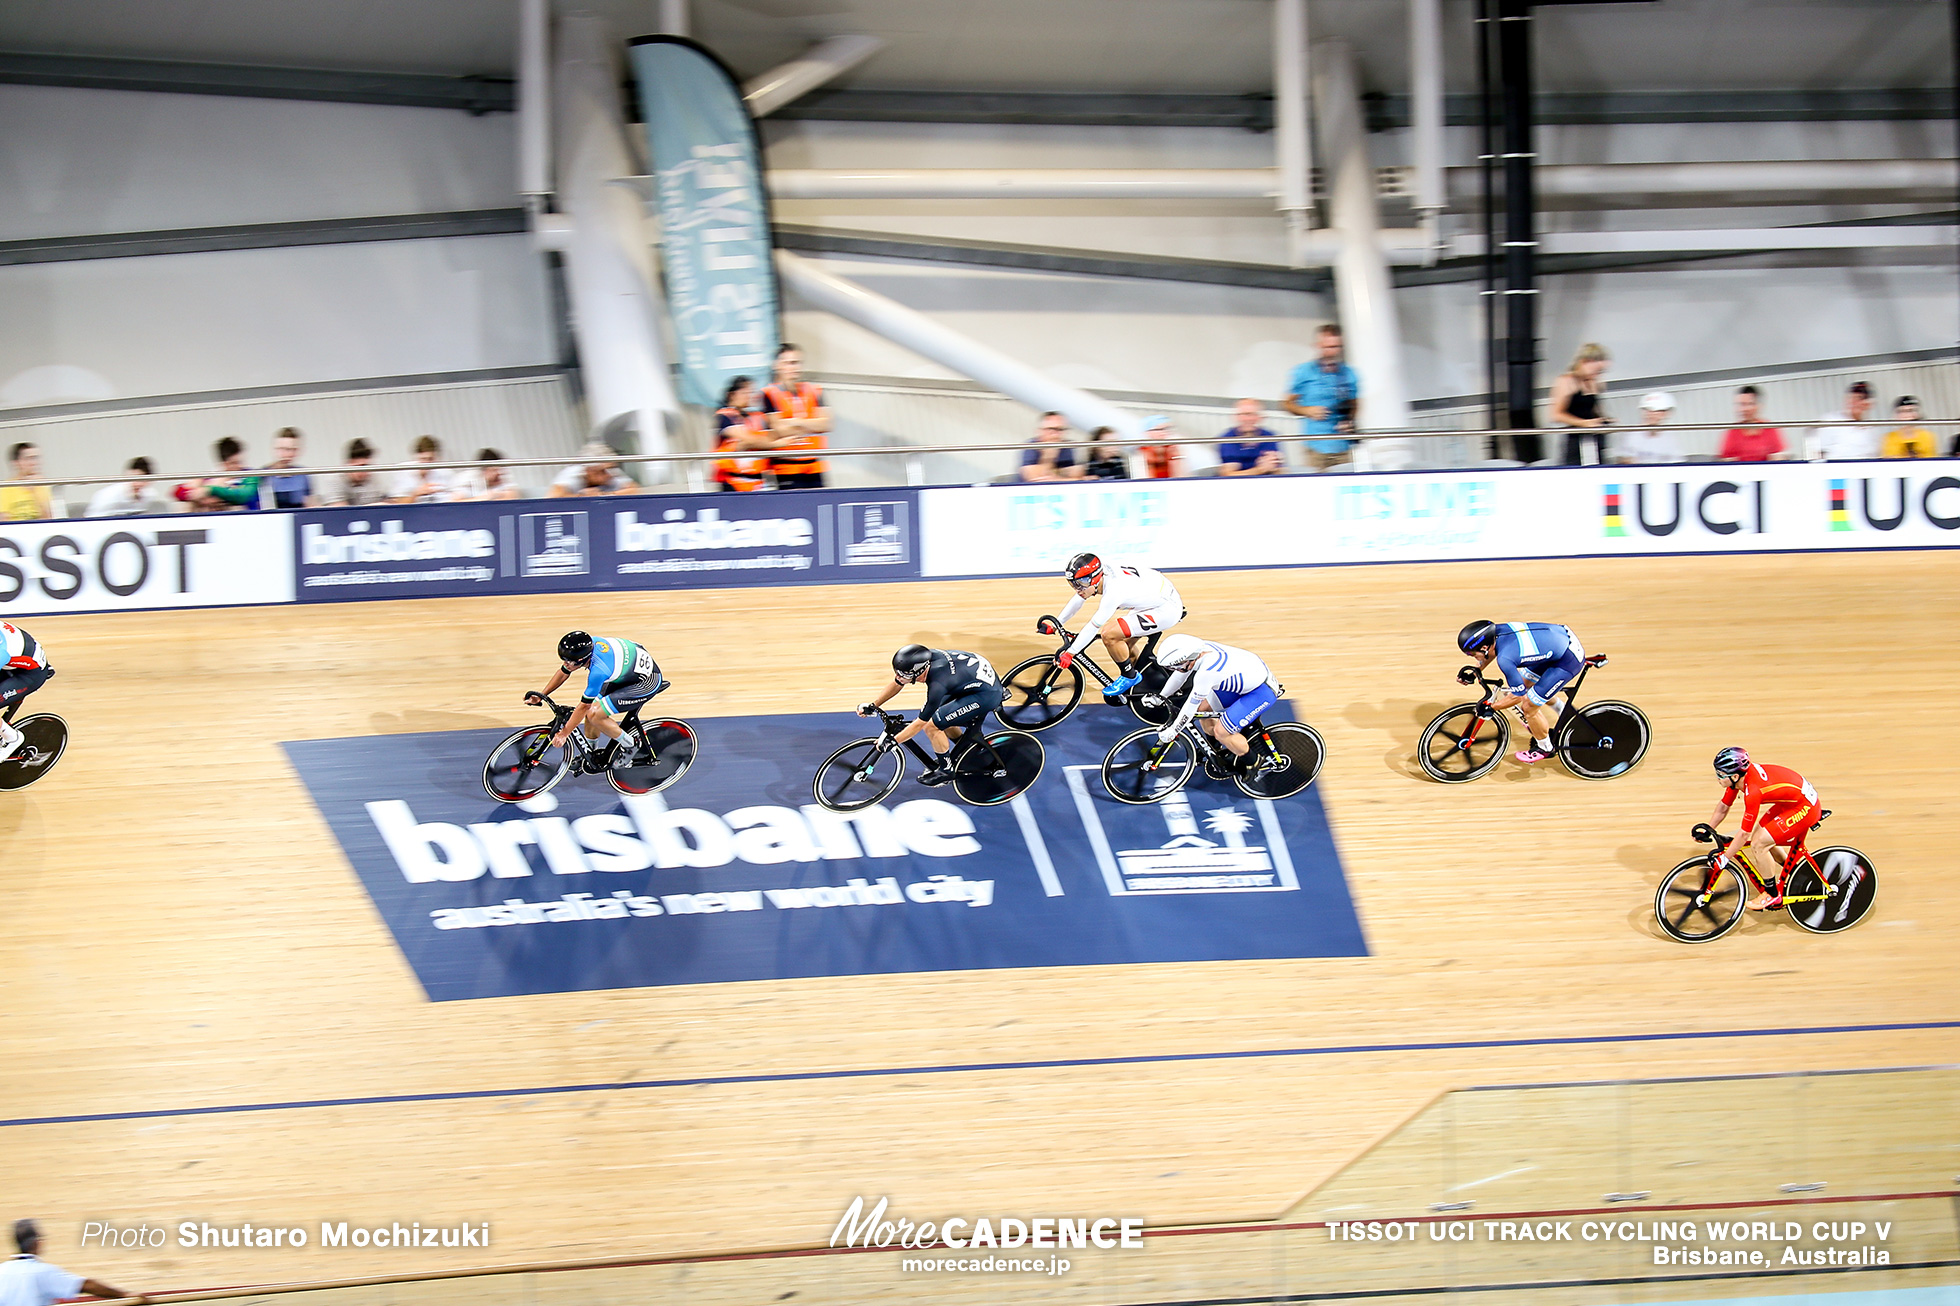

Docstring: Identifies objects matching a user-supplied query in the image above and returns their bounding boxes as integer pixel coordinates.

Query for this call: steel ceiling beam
[0,50,513,112]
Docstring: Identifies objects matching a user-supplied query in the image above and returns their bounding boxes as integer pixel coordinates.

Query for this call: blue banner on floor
[282,705,1366,1000]
[291,488,918,602]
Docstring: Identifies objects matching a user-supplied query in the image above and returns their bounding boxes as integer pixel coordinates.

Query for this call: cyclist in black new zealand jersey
[858,644,1004,786]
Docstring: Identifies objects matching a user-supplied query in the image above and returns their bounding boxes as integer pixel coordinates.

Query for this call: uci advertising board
[917,460,1960,577]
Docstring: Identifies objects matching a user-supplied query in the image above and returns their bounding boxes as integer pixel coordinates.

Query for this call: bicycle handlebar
[1691,822,1733,850]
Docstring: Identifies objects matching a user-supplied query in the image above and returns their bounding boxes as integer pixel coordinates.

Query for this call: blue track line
[8,1018,1956,1130]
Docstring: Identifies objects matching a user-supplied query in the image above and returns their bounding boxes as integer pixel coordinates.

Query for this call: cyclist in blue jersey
[527,630,663,772]
[1455,619,1585,764]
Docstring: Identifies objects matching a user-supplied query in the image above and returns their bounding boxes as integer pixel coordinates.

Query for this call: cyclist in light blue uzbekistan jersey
[1151,633,1286,775]
[1456,619,1585,765]
[527,630,663,771]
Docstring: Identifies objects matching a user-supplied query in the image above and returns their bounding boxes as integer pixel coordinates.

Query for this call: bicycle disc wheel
[998,655,1083,732]
[951,730,1045,806]
[1101,727,1196,805]
[1558,700,1651,780]
[0,714,68,791]
[1655,856,1747,943]
[483,725,571,803]
[813,737,902,812]
[608,719,698,797]
[1232,722,1325,800]
[1783,847,1878,933]
[1418,704,1506,783]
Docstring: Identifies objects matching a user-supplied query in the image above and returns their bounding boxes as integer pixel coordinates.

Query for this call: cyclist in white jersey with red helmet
[1046,552,1184,696]
[0,620,54,762]
[1151,633,1284,774]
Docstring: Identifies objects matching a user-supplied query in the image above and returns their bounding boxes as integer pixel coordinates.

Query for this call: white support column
[554,13,680,455]
[776,250,1141,440]
[1409,0,1445,262]
[657,0,688,37]
[1313,41,1414,469]
[516,0,552,203]
[743,35,885,119]
[1273,0,1314,266]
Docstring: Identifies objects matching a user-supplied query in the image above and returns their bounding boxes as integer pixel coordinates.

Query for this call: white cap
[1639,392,1675,412]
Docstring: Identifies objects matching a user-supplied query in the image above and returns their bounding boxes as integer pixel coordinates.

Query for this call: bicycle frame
[1455,653,1607,744]
[863,708,1011,777]
[1701,824,1834,905]
[1132,709,1270,772]
[529,694,652,770]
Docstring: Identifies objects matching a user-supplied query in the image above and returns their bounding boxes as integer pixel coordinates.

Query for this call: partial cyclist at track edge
[529,630,663,772]
[0,619,54,762]
[1151,633,1285,775]
[1708,745,1822,912]
[1456,619,1586,765]
[859,644,1003,787]
[1051,552,1185,696]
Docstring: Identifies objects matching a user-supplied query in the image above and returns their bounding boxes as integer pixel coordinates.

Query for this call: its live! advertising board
[916,459,1960,577]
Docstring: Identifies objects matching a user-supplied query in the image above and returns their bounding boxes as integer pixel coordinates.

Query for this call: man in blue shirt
[264,427,316,509]
[1020,412,1082,482]
[1284,323,1361,470]
[1217,399,1285,475]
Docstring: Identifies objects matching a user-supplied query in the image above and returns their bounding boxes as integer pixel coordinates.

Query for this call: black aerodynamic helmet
[891,643,932,682]
[558,630,594,664]
[1456,620,1499,654]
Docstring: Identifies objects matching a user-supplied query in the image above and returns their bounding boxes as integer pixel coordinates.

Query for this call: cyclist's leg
[0,667,50,757]
[1518,652,1581,755]
[1218,685,1280,769]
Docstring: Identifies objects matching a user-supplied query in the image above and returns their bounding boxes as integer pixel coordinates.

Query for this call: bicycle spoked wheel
[0,714,69,791]
[952,730,1045,806]
[813,737,902,812]
[1232,722,1325,800]
[1559,700,1651,780]
[608,719,698,797]
[483,725,571,803]
[1101,727,1195,805]
[998,655,1082,732]
[1127,664,1177,726]
[1418,704,1506,783]
[1783,847,1878,934]
[1655,855,1747,943]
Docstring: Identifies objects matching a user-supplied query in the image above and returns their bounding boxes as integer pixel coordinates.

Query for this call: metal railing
[4,417,1958,517]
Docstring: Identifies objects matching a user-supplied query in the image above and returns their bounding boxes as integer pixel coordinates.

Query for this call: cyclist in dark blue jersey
[527,630,663,772]
[858,644,1003,786]
[1456,620,1586,764]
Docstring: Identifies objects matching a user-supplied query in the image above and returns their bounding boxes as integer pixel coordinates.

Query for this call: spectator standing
[324,439,388,507]
[1719,386,1785,462]
[179,437,261,512]
[1549,343,1610,465]
[453,449,521,501]
[0,443,52,522]
[262,427,316,508]
[393,435,456,503]
[1284,324,1360,470]
[2,1218,142,1306]
[1082,427,1128,480]
[1138,416,1184,479]
[1613,393,1683,464]
[1217,399,1285,476]
[1881,396,1938,458]
[86,457,170,516]
[713,375,771,492]
[1020,413,1082,482]
[1808,381,1878,460]
[551,443,636,496]
[761,342,829,489]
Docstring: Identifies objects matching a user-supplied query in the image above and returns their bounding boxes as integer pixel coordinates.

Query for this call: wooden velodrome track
[4,549,1957,1295]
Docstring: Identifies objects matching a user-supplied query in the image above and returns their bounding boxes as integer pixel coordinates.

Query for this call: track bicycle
[482,688,697,803]
[1655,816,1877,943]
[1418,654,1650,783]
[998,617,1177,731]
[1101,707,1325,806]
[813,707,1045,811]
[0,674,67,792]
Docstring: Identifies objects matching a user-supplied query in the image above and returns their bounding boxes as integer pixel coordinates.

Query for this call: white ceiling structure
[0,0,1950,97]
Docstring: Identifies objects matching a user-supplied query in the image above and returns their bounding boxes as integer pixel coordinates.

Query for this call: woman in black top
[1082,426,1128,479]
[1549,343,1610,465]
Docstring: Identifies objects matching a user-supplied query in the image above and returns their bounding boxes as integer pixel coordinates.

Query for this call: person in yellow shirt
[1881,396,1938,458]
[0,443,53,522]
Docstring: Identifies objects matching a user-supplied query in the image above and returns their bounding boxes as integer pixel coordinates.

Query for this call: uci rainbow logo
[1601,485,1627,537]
